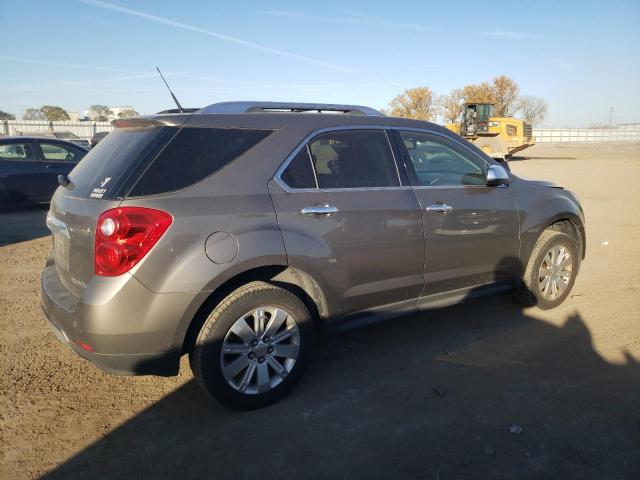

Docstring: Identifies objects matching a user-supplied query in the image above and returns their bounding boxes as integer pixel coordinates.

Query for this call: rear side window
[280,130,400,189]
[281,147,316,189]
[0,143,34,161]
[39,143,83,162]
[130,127,273,196]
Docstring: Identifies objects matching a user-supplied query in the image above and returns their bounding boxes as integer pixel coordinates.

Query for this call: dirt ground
[1,142,639,479]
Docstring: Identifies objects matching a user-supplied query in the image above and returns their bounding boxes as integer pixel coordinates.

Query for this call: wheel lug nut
[251,340,258,347]
[258,357,265,364]
[263,336,270,343]
[267,347,273,354]
[248,352,255,359]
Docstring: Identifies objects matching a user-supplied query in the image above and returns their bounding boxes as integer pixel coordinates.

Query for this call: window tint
[40,143,80,162]
[68,126,173,199]
[281,146,316,188]
[399,131,486,186]
[130,127,272,196]
[0,143,34,161]
[308,130,399,189]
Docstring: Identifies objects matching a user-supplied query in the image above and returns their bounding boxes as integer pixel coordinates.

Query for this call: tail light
[95,207,172,276]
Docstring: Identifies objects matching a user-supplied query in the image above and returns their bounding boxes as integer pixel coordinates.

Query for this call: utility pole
[609,107,613,127]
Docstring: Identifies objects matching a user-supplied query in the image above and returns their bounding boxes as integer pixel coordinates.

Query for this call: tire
[515,230,579,310]
[190,281,314,410]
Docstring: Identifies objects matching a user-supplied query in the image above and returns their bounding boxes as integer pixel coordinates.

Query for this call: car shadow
[42,291,640,479]
[0,204,49,246]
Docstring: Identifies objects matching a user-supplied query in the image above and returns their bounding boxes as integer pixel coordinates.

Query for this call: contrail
[78,0,357,74]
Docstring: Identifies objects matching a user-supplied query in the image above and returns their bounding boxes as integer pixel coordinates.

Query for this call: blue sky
[1,0,639,126]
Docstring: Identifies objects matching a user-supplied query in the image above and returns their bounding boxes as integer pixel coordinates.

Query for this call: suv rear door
[269,128,424,318]
[393,129,519,298]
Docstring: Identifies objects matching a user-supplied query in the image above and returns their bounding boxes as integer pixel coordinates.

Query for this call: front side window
[40,143,79,162]
[399,131,486,187]
[0,143,34,161]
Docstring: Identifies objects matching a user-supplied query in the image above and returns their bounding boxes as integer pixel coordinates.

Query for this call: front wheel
[516,230,579,309]
[190,281,314,410]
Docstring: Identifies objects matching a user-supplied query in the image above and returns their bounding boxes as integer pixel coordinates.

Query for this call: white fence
[1,120,114,139]
[533,125,640,143]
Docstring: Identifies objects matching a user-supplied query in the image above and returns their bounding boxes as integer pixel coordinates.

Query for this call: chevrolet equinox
[41,102,586,409]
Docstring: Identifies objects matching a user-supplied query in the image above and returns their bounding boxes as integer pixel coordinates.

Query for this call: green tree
[117,109,139,118]
[387,86,436,121]
[0,110,16,120]
[88,105,111,121]
[40,105,70,121]
[23,108,45,120]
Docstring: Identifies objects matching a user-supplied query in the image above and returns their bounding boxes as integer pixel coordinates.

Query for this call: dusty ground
[0,143,639,479]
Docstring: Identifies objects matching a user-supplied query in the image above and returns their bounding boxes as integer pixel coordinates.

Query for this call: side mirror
[486,164,510,187]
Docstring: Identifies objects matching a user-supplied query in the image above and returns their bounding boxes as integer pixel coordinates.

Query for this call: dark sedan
[0,136,88,207]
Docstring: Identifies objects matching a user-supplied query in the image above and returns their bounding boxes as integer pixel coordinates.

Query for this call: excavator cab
[462,103,496,135]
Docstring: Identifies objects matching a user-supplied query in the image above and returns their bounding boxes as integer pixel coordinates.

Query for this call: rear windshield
[67,126,273,199]
[68,126,174,199]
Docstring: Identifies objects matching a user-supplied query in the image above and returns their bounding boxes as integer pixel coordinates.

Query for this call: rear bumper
[40,255,202,376]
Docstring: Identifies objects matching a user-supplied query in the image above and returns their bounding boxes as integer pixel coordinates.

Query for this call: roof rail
[156,108,201,114]
[198,101,384,116]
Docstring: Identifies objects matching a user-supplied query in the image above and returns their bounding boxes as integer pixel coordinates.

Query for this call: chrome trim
[274,124,510,194]
[300,205,339,216]
[426,204,453,213]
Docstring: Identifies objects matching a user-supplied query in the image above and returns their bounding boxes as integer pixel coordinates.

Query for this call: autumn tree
[40,106,70,121]
[387,86,436,121]
[0,110,15,120]
[517,95,548,125]
[462,75,520,117]
[439,88,465,124]
[491,75,520,117]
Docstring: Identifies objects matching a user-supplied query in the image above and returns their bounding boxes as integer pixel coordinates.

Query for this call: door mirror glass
[486,164,510,186]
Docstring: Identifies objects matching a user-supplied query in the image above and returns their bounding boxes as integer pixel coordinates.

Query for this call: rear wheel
[516,230,579,309]
[190,281,314,410]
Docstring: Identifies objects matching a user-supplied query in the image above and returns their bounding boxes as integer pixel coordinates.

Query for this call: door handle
[300,205,338,216]
[426,204,453,213]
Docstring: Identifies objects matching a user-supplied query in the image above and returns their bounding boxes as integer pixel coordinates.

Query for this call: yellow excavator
[445,103,534,160]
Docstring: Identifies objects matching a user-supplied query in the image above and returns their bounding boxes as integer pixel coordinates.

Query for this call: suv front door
[269,128,424,319]
[394,130,519,298]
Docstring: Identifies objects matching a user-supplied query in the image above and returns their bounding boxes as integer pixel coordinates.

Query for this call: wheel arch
[178,265,328,355]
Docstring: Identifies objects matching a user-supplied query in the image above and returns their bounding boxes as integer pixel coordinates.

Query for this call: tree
[23,108,45,121]
[491,75,520,117]
[117,109,139,118]
[517,95,548,126]
[462,75,520,117]
[0,110,16,120]
[462,81,497,105]
[40,106,70,121]
[88,105,111,121]
[387,86,436,121]
[439,88,465,124]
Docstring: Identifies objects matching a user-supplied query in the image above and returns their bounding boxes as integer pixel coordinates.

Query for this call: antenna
[155,67,184,113]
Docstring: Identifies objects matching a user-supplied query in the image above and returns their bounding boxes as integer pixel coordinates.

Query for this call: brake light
[95,207,172,276]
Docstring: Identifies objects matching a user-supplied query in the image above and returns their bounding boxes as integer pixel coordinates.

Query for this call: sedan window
[39,143,80,162]
[0,143,35,161]
[399,131,486,187]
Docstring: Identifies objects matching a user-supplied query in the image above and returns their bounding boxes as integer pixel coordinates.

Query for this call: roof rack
[198,101,384,116]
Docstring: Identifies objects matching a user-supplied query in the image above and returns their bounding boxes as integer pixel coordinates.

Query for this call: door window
[399,131,486,187]
[282,129,400,189]
[40,143,79,162]
[0,143,35,161]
